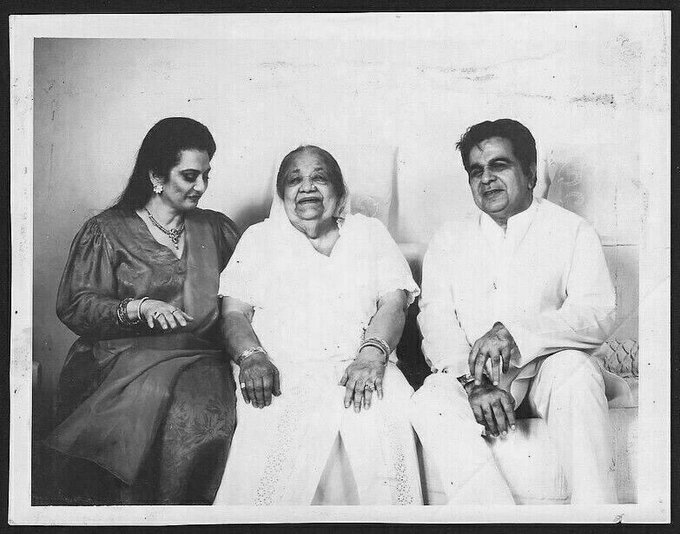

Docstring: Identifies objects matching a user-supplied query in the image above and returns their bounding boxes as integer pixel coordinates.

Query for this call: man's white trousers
[410,350,618,504]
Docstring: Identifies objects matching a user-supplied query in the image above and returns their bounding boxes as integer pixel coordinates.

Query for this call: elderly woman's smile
[296,194,323,209]
[294,192,326,219]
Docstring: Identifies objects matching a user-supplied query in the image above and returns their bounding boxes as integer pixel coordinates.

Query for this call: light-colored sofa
[34,146,637,505]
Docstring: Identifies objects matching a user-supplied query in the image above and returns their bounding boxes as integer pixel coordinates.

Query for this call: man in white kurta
[411,119,621,504]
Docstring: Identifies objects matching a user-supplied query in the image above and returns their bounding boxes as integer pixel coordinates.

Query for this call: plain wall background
[33,25,655,398]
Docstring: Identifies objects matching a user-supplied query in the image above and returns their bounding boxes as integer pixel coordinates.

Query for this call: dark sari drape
[45,206,240,502]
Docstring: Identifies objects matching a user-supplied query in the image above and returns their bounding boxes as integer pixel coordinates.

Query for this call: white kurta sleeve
[218,226,263,307]
[502,221,616,367]
[370,218,420,306]
[417,228,473,376]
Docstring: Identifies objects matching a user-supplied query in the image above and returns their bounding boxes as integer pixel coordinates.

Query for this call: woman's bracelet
[116,297,149,327]
[358,337,392,365]
[235,346,267,366]
[135,297,150,322]
[116,297,136,327]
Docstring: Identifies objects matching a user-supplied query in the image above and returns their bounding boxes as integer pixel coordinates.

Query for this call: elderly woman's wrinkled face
[282,152,340,224]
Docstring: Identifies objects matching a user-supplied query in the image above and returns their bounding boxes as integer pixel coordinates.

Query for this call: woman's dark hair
[456,118,537,180]
[114,117,216,209]
[275,145,346,200]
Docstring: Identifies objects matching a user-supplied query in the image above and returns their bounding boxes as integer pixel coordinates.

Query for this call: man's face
[466,136,535,224]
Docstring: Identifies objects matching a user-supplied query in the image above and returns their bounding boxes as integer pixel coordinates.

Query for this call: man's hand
[238,352,281,409]
[466,381,516,437]
[468,322,519,386]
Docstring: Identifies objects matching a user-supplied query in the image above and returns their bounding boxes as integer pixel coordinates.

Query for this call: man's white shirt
[418,197,616,380]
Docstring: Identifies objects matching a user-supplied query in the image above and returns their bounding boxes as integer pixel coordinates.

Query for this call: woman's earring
[153,182,163,194]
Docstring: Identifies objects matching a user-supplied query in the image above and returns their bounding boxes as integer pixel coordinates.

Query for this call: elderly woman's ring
[364,383,375,391]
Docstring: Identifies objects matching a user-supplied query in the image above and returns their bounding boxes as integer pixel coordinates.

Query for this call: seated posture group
[46,116,628,505]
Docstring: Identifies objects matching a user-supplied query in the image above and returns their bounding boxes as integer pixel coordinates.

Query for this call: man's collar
[507,197,539,233]
[480,197,539,238]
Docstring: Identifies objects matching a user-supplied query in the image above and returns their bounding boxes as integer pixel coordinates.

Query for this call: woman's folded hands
[339,348,386,413]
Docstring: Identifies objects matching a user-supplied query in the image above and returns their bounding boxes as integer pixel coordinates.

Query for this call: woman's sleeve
[56,218,125,338]
[213,211,242,271]
[217,226,261,307]
[369,218,420,306]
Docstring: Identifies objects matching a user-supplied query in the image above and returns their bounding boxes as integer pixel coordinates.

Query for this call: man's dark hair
[456,119,537,179]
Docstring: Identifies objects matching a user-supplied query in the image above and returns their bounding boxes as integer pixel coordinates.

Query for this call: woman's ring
[152,311,161,318]
[240,382,247,389]
[364,383,375,391]
[170,309,180,314]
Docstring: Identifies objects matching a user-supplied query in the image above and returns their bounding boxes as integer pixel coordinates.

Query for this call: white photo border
[9,11,671,525]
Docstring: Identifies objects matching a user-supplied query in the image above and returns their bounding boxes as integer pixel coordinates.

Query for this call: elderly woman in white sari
[213,146,422,505]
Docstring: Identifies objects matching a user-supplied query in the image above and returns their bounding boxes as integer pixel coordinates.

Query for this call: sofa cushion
[597,338,639,378]
[596,338,639,407]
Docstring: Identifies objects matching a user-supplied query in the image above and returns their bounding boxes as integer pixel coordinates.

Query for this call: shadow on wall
[229,192,274,231]
[222,162,279,232]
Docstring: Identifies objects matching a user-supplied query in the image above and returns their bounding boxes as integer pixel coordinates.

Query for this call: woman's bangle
[135,297,150,322]
[116,297,135,327]
[359,337,391,365]
[235,346,267,366]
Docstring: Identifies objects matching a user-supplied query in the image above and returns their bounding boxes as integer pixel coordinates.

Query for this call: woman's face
[282,152,340,224]
[154,149,211,212]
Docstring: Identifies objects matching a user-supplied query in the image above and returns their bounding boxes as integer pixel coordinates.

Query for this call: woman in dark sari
[45,117,240,504]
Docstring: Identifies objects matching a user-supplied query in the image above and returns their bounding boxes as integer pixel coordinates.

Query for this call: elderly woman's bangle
[359,337,391,365]
[135,297,150,322]
[235,346,267,366]
[116,297,136,327]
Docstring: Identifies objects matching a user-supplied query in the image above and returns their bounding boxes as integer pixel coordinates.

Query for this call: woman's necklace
[144,207,185,249]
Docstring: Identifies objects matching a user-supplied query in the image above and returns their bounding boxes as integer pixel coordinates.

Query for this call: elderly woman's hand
[140,299,194,330]
[339,347,386,413]
[238,352,281,409]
